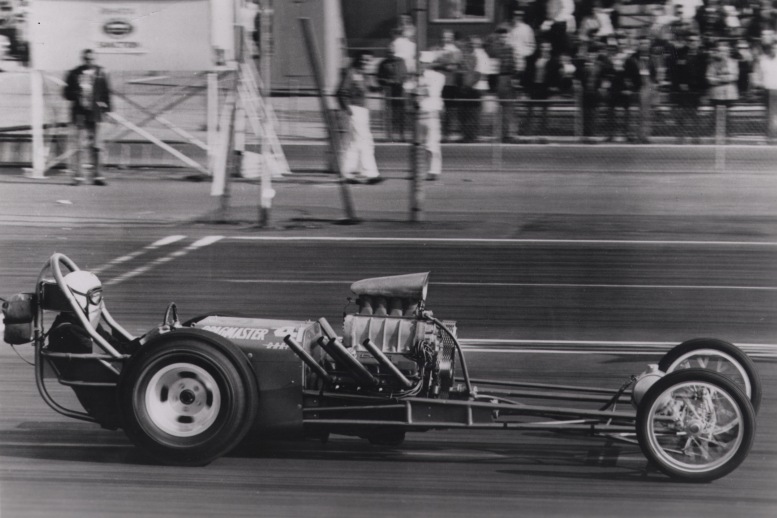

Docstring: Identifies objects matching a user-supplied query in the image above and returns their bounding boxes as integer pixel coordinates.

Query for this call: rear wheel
[120,337,257,465]
[659,338,761,413]
[636,369,755,482]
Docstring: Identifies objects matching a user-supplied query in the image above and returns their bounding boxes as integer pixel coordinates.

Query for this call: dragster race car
[1,253,762,482]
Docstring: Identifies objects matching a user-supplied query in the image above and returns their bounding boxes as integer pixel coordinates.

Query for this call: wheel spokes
[648,382,744,471]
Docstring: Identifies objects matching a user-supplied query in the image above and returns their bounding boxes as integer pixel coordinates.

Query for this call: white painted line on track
[92,235,187,275]
[229,236,777,247]
[460,339,777,358]
[104,236,223,286]
[221,278,777,292]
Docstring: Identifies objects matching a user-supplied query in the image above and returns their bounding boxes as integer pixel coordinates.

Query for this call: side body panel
[191,316,315,438]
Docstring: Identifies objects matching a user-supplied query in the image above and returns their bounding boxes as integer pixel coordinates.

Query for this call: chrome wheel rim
[668,349,752,398]
[647,381,744,473]
[144,362,221,437]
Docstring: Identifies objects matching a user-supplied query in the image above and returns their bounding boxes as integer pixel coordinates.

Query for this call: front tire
[636,369,755,482]
[120,336,257,465]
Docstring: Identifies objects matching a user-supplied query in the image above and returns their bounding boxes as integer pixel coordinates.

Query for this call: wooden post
[714,103,726,172]
[299,16,358,223]
[768,90,777,141]
[28,70,46,179]
[207,72,219,175]
[410,0,427,222]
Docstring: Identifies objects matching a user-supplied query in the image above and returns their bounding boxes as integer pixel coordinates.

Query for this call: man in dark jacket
[377,39,409,142]
[63,49,111,186]
[522,40,570,137]
[667,32,707,142]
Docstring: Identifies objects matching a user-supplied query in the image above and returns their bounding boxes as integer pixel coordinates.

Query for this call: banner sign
[93,4,145,53]
[30,0,213,71]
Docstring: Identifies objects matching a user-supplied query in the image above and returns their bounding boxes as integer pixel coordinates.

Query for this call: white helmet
[64,270,103,326]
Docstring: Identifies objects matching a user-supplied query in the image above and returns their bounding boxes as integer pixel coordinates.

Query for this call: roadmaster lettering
[202,326,269,341]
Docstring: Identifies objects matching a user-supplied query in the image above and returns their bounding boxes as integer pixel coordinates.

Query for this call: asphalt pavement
[1,143,777,241]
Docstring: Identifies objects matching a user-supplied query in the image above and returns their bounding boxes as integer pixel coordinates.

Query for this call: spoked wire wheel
[659,339,761,413]
[636,369,755,482]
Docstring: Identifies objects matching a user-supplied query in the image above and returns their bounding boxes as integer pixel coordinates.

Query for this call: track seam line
[227,236,777,247]
[104,236,223,286]
[92,235,187,275]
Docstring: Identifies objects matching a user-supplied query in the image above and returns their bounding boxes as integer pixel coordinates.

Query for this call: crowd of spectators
[368,0,777,143]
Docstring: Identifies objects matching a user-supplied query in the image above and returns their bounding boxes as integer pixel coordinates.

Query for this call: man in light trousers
[336,51,382,184]
[418,52,446,180]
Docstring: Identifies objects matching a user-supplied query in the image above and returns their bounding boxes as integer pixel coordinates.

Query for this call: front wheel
[636,369,755,482]
[119,337,257,465]
[659,338,761,413]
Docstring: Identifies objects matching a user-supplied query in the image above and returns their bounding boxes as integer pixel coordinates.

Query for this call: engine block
[315,272,458,398]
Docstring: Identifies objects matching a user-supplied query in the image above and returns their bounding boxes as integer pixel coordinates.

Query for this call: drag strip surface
[1,233,776,517]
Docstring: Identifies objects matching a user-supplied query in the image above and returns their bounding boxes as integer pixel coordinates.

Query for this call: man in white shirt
[756,42,777,139]
[392,28,417,75]
[508,9,535,75]
[543,0,575,54]
[417,52,446,179]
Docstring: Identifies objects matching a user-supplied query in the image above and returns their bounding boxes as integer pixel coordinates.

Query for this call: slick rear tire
[120,337,257,466]
[659,338,761,414]
[636,369,755,482]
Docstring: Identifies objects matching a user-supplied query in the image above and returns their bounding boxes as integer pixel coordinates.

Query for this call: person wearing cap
[63,49,112,186]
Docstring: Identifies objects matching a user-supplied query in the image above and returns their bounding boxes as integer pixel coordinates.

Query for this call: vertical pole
[573,82,583,141]
[259,0,274,227]
[768,90,777,141]
[714,103,726,172]
[260,0,273,97]
[299,16,358,222]
[29,70,46,178]
[207,72,219,175]
[410,0,427,222]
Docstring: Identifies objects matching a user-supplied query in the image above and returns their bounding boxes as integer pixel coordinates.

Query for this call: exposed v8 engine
[317,272,458,398]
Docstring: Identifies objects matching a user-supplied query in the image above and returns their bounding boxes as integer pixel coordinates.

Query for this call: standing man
[755,40,777,141]
[63,49,111,186]
[667,32,707,142]
[632,36,658,143]
[417,52,446,180]
[336,51,383,184]
[377,39,409,142]
[706,39,739,140]
[436,30,462,141]
[508,8,536,80]
[486,26,518,142]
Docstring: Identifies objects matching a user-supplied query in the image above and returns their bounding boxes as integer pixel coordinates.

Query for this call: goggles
[70,286,103,306]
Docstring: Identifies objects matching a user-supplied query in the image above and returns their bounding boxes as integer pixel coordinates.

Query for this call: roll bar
[37,253,135,360]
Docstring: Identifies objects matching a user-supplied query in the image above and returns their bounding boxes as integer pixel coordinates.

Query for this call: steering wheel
[163,302,181,329]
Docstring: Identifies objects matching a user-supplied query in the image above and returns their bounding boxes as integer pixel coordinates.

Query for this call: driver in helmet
[47,270,134,380]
